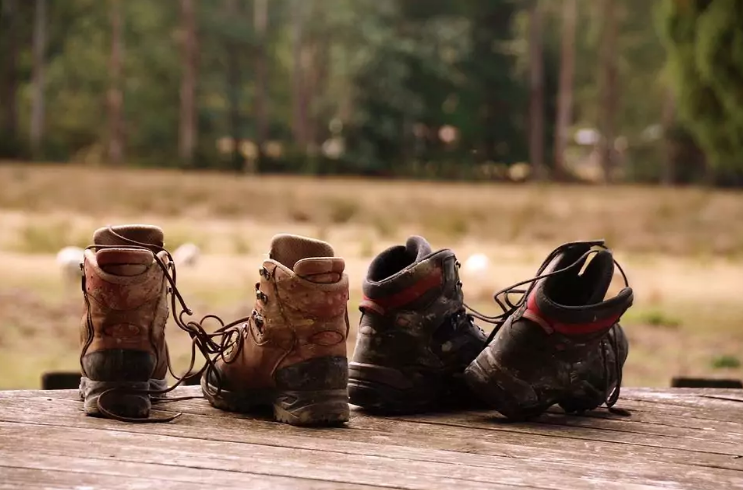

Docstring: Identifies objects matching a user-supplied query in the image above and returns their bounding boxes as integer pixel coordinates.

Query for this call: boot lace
[463,240,630,410]
[80,226,251,423]
[452,261,485,338]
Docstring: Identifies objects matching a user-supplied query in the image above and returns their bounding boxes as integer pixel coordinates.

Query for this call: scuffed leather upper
[215,258,349,391]
[79,248,170,379]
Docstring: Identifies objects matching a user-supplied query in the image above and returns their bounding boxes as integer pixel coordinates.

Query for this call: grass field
[1,162,742,390]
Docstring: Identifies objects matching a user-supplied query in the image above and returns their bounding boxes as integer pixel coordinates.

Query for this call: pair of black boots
[349,237,633,420]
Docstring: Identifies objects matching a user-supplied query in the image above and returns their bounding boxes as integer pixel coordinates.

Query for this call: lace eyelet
[251,309,265,333]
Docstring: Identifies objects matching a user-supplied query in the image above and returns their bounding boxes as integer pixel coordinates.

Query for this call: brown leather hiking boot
[79,225,171,419]
[202,234,350,426]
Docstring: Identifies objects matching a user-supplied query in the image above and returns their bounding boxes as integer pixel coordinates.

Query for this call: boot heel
[464,349,545,420]
[79,378,151,418]
[79,349,161,419]
[348,362,436,413]
[273,389,350,425]
[272,355,350,425]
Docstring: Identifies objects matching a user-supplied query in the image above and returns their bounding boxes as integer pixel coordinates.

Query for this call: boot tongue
[540,245,614,306]
[580,250,615,304]
[93,225,164,276]
[294,257,345,283]
[269,234,334,271]
[93,224,164,252]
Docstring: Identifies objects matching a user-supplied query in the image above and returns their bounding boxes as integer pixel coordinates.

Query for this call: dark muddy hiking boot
[202,234,350,426]
[464,241,633,420]
[348,236,487,413]
[79,225,171,419]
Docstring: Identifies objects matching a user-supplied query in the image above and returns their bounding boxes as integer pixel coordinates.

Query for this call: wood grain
[1,387,742,489]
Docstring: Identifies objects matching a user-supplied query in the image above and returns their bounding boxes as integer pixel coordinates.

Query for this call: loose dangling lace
[463,240,631,410]
[81,226,252,423]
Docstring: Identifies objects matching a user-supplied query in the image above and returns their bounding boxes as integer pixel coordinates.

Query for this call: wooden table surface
[0,386,742,489]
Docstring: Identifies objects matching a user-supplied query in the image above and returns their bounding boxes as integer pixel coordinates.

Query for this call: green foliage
[348,0,533,173]
[2,0,737,184]
[711,354,741,369]
[1,0,543,176]
[659,0,743,179]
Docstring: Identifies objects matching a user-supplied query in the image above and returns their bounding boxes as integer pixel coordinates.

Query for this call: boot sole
[201,375,349,426]
[348,362,470,414]
[79,377,168,419]
[464,348,549,421]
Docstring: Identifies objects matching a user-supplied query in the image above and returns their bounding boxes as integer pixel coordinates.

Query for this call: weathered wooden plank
[166,396,743,459]
[1,422,680,490]
[17,387,743,448]
[546,403,743,431]
[2,387,743,489]
[628,388,743,398]
[383,407,743,457]
[528,410,743,444]
[0,466,217,490]
[0,426,552,489]
[3,387,739,401]
[1,401,742,489]
[624,389,743,411]
[7,387,743,427]
[0,389,80,400]
[7,387,743,443]
[0,455,388,490]
[5,386,743,415]
[4,390,743,469]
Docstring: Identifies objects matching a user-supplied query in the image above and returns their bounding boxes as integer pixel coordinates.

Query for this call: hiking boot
[464,241,633,420]
[348,236,487,413]
[79,225,171,419]
[201,234,350,426]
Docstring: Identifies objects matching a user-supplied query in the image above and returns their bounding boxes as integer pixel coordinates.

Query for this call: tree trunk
[224,0,241,170]
[108,0,124,165]
[303,41,318,152]
[553,0,576,181]
[660,86,676,186]
[598,0,618,184]
[253,0,268,169]
[305,0,330,155]
[1,0,18,150]
[179,0,198,167]
[30,0,46,159]
[291,0,308,151]
[528,0,545,181]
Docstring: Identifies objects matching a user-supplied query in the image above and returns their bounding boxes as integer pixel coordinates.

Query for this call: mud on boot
[349,236,486,414]
[202,234,351,426]
[464,241,633,420]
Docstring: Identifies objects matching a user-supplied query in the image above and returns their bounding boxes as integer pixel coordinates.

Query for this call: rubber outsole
[463,349,549,421]
[347,379,438,414]
[348,362,480,414]
[79,377,168,419]
[201,376,350,426]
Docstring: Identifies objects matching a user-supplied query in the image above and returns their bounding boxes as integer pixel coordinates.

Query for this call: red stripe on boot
[525,294,620,335]
[363,268,443,312]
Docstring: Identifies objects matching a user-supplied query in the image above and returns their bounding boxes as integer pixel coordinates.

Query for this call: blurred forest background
[1,0,743,390]
[1,0,742,185]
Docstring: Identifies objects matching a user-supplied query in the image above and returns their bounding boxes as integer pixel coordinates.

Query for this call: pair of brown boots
[80,225,350,425]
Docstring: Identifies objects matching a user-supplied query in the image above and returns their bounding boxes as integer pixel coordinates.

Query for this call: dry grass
[1,162,742,390]
[3,162,743,256]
